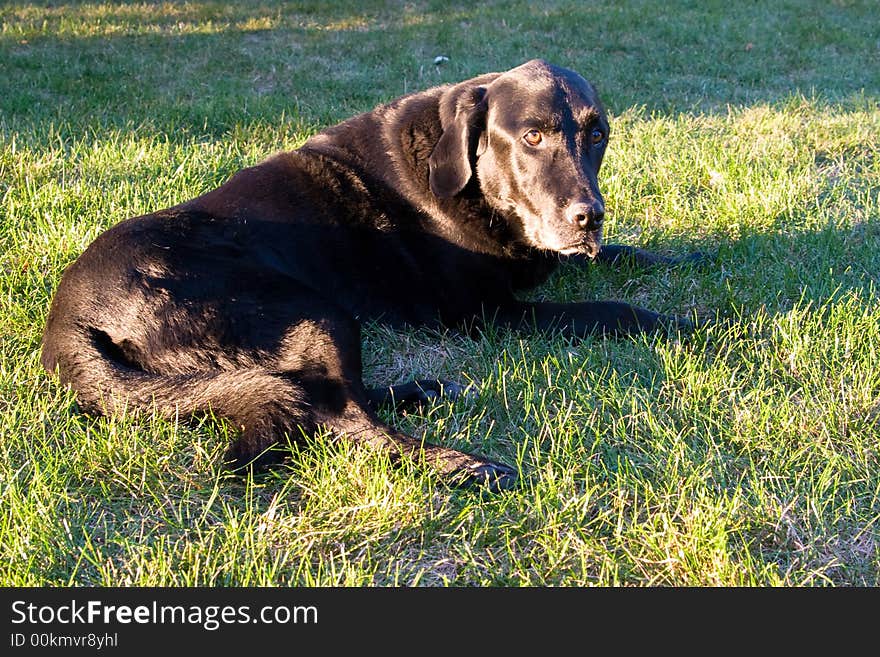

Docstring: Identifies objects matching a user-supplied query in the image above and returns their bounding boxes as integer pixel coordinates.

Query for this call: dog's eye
[523,129,543,146]
[590,128,605,146]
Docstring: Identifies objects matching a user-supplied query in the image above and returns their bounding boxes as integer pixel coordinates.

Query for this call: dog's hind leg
[270,313,516,491]
[315,396,516,491]
[219,364,514,490]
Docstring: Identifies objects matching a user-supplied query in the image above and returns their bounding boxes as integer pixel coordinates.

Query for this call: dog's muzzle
[558,200,604,257]
[558,234,602,258]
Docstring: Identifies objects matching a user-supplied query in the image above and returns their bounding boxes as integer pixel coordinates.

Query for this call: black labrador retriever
[41,59,700,491]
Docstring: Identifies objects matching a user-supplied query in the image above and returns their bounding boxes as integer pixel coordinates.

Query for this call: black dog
[42,60,700,491]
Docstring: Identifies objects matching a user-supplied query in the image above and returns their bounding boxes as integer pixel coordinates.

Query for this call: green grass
[2,0,879,586]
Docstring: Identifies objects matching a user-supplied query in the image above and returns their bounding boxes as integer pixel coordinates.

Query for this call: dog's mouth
[523,214,602,258]
[558,240,601,259]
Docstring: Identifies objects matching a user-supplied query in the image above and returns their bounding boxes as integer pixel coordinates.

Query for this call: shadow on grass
[2,0,878,137]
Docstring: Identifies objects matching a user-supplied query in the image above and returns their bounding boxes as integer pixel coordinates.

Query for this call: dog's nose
[565,201,604,231]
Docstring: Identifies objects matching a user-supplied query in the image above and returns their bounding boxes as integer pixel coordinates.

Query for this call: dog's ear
[428,82,490,199]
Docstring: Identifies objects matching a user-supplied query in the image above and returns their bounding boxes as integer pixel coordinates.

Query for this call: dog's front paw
[670,250,714,268]
[651,311,700,336]
[416,379,476,403]
[369,378,477,412]
[673,312,697,332]
[450,460,518,492]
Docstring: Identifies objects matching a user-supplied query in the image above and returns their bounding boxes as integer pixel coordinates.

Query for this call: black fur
[41,60,699,491]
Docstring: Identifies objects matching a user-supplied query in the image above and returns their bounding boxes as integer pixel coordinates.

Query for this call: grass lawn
[1,0,878,586]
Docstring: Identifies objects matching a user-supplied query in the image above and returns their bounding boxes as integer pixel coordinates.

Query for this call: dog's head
[429,59,609,258]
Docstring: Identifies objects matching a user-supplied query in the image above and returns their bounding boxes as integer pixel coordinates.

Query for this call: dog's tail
[41,325,311,467]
